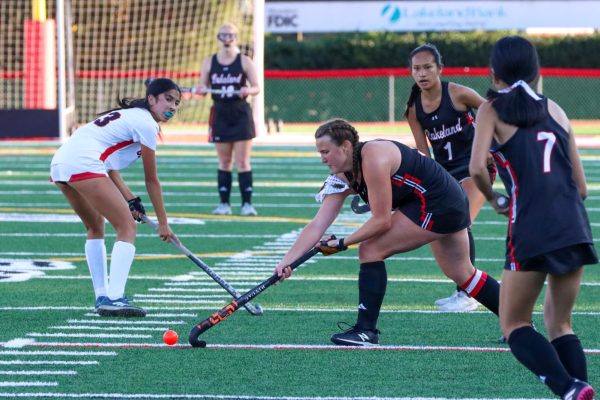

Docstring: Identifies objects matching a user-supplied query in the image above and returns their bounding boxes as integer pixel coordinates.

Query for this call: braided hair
[314,119,362,189]
[404,43,443,118]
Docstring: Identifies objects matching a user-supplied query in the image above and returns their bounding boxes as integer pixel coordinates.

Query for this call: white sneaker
[212,203,232,215]
[434,290,461,306]
[240,202,257,216]
[436,291,479,312]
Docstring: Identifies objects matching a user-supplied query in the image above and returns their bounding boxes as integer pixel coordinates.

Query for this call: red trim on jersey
[68,172,107,182]
[99,140,134,161]
[391,173,433,230]
[208,106,216,142]
[461,270,488,297]
[493,153,520,271]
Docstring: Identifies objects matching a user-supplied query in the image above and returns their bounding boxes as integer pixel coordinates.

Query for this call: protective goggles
[217,32,237,41]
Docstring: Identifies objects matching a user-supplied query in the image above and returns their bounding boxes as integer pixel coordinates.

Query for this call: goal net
[0,0,261,138]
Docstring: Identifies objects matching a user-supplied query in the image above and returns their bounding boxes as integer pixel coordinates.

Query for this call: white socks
[106,241,136,301]
[85,239,108,298]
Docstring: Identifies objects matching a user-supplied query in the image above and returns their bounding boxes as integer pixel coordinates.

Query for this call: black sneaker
[563,379,595,400]
[330,322,379,346]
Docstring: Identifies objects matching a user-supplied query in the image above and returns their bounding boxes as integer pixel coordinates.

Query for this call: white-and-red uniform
[50,107,159,182]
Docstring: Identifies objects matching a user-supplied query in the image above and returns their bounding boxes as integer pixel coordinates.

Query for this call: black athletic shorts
[396,196,471,234]
[507,243,598,275]
[209,100,255,143]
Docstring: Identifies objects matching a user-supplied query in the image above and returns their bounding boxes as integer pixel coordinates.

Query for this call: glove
[127,196,146,221]
[318,235,348,256]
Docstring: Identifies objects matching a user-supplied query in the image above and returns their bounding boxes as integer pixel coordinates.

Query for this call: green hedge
[265,31,600,69]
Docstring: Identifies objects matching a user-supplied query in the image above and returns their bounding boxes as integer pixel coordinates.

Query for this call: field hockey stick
[144,78,240,95]
[140,215,263,316]
[350,195,370,214]
[188,246,322,348]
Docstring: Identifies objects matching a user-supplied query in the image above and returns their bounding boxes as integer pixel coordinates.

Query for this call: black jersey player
[274,119,501,346]
[195,22,260,216]
[471,36,597,400]
[405,44,493,312]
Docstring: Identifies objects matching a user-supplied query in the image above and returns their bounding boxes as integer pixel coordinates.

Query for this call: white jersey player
[49,78,181,317]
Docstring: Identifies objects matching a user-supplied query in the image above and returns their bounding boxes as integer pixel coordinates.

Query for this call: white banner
[265,1,600,32]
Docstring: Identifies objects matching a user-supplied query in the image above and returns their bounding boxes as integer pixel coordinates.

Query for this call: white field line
[0,393,559,400]
[27,333,152,339]
[133,299,225,304]
[0,350,116,356]
[133,294,228,299]
[81,313,197,318]
[65,319,185,325]
[0,382,58,387]
[48,326,169,332]
[0,360,98,365]
[26,275,600,285]
[7,341,600,355]
[3,307,600,316]
[0,370,76,375]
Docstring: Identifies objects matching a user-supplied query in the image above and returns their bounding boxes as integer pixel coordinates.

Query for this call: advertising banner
[265,1,600,32]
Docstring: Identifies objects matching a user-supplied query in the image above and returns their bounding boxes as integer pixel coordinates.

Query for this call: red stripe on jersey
[69,172,107,182]
[99,140,134,161]
[390,173,433,230]
[493,153,520,271]
[461,270,488,297]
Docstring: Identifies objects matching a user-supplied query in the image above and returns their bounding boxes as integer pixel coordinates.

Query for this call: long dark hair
[98,78,181,116]
[487,36,543,127]
[404,43,443,118]
[315,119,362,188]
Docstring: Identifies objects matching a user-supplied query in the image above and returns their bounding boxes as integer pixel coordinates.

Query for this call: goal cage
[0,0,265,141]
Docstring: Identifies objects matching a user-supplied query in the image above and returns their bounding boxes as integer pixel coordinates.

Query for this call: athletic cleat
[240,202,258,216]
[330,322,379,346]
[563,379,595,400]
[436,290,479,312]
[94,296,109,313]
[212,203,232,215]
[97,296,146,318]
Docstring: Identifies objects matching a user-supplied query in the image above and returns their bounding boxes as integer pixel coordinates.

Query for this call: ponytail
[487,83,544,127]
[404,83,421,118]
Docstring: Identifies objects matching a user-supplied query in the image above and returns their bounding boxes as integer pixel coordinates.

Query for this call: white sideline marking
[0,360,98,365]
[82,313,197,318]
[14,341,600,354]
[133,299,225,304]
[0,370,77,376]
[49,326,168,332]
[3,307,600,316]
[0,382,58,387]
[3,339,34,348]
[134,294,230,299]
[0,394,559,400]
[0,350,116,356]
[27,333,152,339]
[66,319,185,325]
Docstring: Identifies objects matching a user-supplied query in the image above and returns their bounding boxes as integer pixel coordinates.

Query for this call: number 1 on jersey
[443,142,453,161]
[537,131,556,173]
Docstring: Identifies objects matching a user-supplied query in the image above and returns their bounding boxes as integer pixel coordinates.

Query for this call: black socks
[356,261,387,331]
[238,171,253,204]
[217,169,232,204]
[508,326,572,396]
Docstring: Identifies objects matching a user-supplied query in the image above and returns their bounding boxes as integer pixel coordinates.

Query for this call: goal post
[1,0,265,140]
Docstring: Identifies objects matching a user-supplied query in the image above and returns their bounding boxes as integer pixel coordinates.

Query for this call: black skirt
[208,100,255,143]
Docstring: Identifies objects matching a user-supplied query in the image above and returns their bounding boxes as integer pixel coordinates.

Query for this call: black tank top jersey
[415,81,476,172]
[493,97,595,267]
[345,140,467,225]
[209,54,246,102]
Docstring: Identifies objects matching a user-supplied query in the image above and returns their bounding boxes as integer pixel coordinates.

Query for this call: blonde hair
[218,22,239,35]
